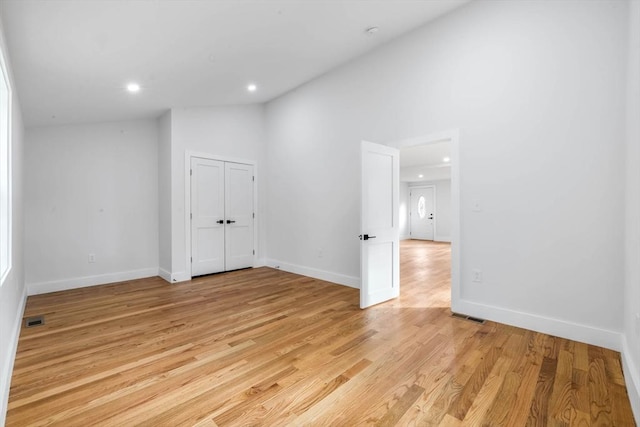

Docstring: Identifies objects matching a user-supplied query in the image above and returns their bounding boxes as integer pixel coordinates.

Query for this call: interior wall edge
[27,267,159,296]
[265,260,360,289]
[622,335,640,422]
[0,283,27,426]
[452,298,622,351]
[158,268,172,283]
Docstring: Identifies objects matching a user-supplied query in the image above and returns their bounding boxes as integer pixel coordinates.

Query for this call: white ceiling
[399,141,451,182]
[0,0,470,127]
[400,141,451,168]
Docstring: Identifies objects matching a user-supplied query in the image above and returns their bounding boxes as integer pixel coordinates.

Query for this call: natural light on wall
[0,48,11,286]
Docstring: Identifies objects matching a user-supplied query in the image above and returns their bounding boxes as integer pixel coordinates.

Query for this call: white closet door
[191,157,225,276]
[224,162,254,271]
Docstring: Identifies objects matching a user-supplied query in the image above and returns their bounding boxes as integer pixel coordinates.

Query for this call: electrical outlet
[318,248,323,258]
[472,200,482,212]
[88,253,96,263]
[473,269,483,283]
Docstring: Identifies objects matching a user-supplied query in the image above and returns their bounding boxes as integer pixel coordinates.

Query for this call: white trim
[390,131,454,148]
[0,283,26,426]
[622,336,640,422]
[452,298,622,351]
[170,271,191,283]
[184,151,258,280]
[158,268,172,283]
[434,235,451,243]
[0,43,12,288]
[266,259,360,289]
[27,268,159,295]
[387,129,461,307]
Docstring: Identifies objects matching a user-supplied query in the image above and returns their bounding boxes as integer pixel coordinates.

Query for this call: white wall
[399,182,409,239]
[168,105,266,281]
[0,18,26,426]
[24,120,159,294]
[158,111,172,281]
[624,0,640,419]
[409,180,451,242]
[266,0,627,348]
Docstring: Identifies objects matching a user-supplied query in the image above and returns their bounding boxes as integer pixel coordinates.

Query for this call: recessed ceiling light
[126,83,140,93]
[247,84,257,92]
[418,174,424,178]
[443,157,450,162]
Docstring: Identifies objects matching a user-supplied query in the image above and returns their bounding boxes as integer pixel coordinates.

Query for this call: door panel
[191,158,225,276]
[410,186,434,240]
[367,241,394,293]
[224,162,254,271]
[360,141,399,309]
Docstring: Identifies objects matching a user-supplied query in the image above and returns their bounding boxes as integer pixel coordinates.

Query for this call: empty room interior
[0,0,639,425]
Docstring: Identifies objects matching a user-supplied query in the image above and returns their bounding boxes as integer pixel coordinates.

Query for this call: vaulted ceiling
[0,0,470,127]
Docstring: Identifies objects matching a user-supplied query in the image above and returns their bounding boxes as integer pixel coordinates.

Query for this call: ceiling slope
[0,0,470,127]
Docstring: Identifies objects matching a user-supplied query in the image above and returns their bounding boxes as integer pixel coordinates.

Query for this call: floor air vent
[451,312,486,324]
[25,315,45,328]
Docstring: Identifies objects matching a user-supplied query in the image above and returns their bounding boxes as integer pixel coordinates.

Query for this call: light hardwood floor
[7,240,636,426]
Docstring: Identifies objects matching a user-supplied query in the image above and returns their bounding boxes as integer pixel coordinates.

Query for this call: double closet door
[191,157,254,276]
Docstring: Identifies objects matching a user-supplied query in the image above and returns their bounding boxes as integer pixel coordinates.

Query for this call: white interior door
[191,157,225,276]
[224,162,254,271]
[410,186,435,240]
[360,141,399,309]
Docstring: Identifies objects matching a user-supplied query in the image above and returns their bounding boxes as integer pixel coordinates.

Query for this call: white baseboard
[622,336,640,423]
[435,235,451,243]
[0,284,27,427]
[452,298,622,351]
[400,235,411,241]
[161,261,268,284]
[169,271,191,283]
[158,268,172,283]
[27,268,159,295]
[266,259,360,289]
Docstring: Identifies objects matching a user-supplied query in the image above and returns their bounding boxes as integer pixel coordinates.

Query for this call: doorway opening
[389,130,460,309]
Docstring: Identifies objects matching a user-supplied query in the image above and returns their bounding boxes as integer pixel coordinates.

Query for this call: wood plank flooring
[7,240,636,426]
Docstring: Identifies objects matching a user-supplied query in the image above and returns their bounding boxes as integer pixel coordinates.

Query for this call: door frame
[386,129,461,308]
[409,184,436,241]
[184,151,258,279]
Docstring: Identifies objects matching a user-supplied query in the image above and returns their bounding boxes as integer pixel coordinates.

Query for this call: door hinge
[253,212,255,219]
[190,257,192,262]
[190,169,192,176]
[190,213,192,220]
[253,249,255,255]
[252,176,255,182]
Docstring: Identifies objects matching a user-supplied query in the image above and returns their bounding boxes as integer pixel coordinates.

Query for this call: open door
[360,140,400,308]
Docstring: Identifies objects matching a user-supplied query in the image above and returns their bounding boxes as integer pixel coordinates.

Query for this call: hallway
[397,239,451,309]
